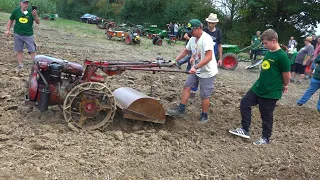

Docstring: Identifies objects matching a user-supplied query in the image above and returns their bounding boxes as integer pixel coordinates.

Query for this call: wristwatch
[194,65,199,69]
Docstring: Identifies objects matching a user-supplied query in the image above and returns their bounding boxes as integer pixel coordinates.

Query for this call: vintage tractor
[106,28,140,45]
[26,55,186,131]
[96,19,116,29]
[152,35,177,46]
[221,44,267,70]
[143,25,168,39]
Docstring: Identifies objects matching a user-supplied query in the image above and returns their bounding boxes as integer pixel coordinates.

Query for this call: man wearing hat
[291,36,314,84]
[204,13,223,66]
[167,19,218,123]
[5,0,40,72]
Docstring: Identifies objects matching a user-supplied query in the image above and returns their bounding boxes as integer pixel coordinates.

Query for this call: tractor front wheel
[169,38,176,46]
[221,53,238,70]
[107,34,112,40]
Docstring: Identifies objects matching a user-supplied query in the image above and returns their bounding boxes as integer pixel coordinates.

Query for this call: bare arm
[197,50,212,68]
[183,33,190,41]
[5,19,14,37]
[175,48,189,62]
[32,10,40,24]
[189,50,212,74]
[282,72,291,93]
[218,43,223,65]
[303,55,312,65]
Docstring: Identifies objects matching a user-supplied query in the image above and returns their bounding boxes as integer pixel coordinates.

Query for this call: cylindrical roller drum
[113,87,165,124]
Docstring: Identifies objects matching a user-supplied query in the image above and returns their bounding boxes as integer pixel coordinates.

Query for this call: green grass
[0,11,10,20]
[44,18,106,39]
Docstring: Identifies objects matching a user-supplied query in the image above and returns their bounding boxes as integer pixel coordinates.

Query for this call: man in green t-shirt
[250,31,262,61]
[229,29,291,145]
[5,0,40,72]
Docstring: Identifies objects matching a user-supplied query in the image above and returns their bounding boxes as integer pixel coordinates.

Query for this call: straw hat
[205,13,219,23]
[305,37,312,42]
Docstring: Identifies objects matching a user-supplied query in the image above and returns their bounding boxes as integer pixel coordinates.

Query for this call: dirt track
[0,12,320,179]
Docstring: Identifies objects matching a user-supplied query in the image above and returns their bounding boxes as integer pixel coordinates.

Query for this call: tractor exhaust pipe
[37,69,50,112]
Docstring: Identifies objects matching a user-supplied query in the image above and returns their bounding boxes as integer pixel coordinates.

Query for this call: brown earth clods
[0,15,319,180]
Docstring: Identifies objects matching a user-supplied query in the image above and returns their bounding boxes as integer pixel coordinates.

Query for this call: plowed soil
[0,12,319,179]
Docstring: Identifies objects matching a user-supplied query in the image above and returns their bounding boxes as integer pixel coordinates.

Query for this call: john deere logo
[19,17,28,23]
[261,60,271,70]
[187,23,191,28]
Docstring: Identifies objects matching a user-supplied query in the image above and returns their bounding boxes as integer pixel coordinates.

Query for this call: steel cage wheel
[63,82,117,131]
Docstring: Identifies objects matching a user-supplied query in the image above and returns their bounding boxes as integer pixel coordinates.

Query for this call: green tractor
[221,44,267,70]
[221,44,241,70]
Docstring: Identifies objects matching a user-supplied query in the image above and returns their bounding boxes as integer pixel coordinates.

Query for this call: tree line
[2,0,320,48]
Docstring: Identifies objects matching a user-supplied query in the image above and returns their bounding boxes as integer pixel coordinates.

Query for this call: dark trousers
[250,49,260,61]
[240,90,278,139]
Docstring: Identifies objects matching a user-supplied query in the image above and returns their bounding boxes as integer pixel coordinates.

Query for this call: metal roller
[113,87,165,124]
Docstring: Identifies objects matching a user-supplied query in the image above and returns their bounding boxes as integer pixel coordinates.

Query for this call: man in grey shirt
[291,37,314,83]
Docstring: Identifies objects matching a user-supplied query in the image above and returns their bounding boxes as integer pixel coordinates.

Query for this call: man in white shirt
[167,19,218,123]
[288,36,298,50]
[174,22,179,37]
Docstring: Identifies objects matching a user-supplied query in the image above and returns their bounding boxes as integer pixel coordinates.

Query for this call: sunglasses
[187,27,197,33]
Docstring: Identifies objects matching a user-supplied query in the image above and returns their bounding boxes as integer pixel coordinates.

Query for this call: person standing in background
[288,36,298,49]
[5,0,40,72]
[311,34,317,49]
[250,31,262,61]
[203,13,223,66]
[174,22,179,37]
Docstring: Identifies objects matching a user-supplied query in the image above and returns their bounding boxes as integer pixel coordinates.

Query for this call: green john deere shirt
[251,49,291,99]
[10,8,34,36]
[251,35,261,49]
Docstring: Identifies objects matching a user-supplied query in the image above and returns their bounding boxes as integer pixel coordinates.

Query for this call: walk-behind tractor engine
[26,55,185,130]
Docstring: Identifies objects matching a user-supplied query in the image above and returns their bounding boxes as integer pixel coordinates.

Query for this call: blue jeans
[177,54,191,71]
[297,77,320,111]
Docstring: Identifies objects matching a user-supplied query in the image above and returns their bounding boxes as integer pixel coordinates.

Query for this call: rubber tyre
[156,39,163,46]
[152,36,159,45]
[222,53,238,70]
[126,34,133,45]
[107,34,112,40]
[169,38,176,46]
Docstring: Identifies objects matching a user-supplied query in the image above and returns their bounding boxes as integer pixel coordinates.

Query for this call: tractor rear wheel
[169,38,176,46]
[156,39,163,46]
[222,53,238,70]
[152,36,159,45]
[125,34,133,45]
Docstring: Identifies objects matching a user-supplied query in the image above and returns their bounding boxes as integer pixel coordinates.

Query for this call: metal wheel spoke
[63,82,116,131]
[100,104,114,111]
[71,111,81,115]
[78,115,88,127]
